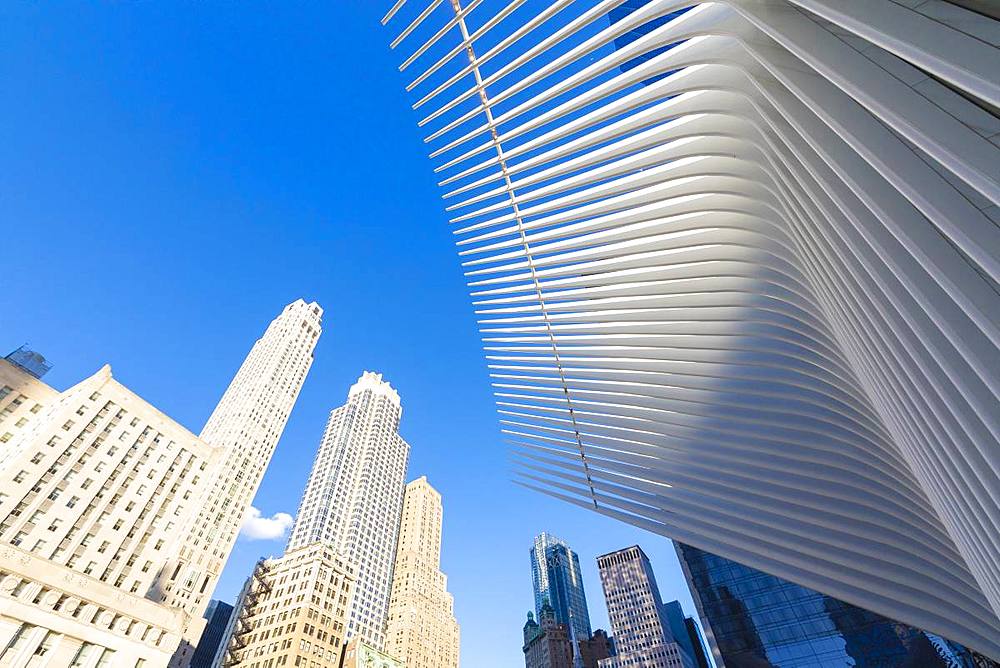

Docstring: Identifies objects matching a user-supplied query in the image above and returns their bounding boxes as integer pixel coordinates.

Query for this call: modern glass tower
[531,533,593,647]
[676,542,999,668]
[380,0,1000,660]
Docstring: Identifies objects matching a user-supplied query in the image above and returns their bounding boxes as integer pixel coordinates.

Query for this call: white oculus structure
[286,372,411,651]
[379,0,1000,660]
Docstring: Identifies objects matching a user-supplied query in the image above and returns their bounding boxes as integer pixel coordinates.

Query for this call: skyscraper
[596,546,690,668]
[676,542,999,668]
[286,371,410,650]
[385,477,460,668]
[531,533,592,648]
[380,1,1000,659]
[163,299,322,666]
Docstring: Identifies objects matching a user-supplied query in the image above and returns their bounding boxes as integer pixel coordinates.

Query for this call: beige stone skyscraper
[385,477,459,668]
[163,300,322,666]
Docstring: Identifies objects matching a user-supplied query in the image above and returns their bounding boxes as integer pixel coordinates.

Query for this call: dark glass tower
[189,599,234,668]
[531,533,593,646]
[676,543,999,668]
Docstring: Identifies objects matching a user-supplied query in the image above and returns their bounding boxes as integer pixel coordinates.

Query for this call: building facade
[286,372,410,650]
[0,359,223,665]
[380,0,1000,660]
[385,477,459,668]
[0,300,319,666]
[161,299,322,667]
[530,534,592,647]
[523,603,575,668]
[676,542,999,668]
[596,546,690,668]
[218,543,355,668]
[190,600,233,668]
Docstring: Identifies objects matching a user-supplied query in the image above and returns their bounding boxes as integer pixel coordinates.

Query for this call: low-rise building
[220,543,354,668]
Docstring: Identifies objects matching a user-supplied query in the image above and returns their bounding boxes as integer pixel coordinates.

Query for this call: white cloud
[240,506,294,541]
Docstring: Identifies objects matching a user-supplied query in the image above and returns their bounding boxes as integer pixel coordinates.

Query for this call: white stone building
[385,477,459,668]
[286,372,410,651]
[0,299,320,666]
[0,359,221,665]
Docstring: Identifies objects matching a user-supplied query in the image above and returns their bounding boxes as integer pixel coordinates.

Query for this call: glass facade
[4,346,51,379]
[190,599,234,668]
[531,533,593,645]
[676,543,999,668]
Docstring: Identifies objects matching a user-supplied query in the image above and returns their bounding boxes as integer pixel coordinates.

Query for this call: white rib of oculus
[379,0,1000,658]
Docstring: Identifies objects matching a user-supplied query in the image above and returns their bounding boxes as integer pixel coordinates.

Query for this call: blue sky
[1,3,702,665]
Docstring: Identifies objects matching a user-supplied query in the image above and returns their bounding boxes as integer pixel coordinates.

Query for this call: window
[66,496,80,508]
[13,470,28,483]
[70,645,97,668]
[1,433,14,443]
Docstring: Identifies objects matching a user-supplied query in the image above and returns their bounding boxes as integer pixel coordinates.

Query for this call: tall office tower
[217,543,356,668]
[0,358,224,664]
[676,542,999,668]
[531,534,592,648]
[286,371,410,650]
[385,477,460,668]
[596,546,690,668]
[189,601,233,668]
[381,0,1000,659]
[164,299,322,666]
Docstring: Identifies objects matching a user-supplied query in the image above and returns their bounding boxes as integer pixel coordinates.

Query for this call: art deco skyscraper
[531,534,592,648]
[386,477,460,668]
[380,0,1000,659]
[164,299,322,666]
[286,371,411,650]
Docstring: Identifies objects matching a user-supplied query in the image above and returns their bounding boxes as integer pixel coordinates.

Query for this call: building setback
[380,0,1000,660]
[285,371,410,650]
[676,542,999,668]
[385,477,459,668]
[596,546,690,668]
